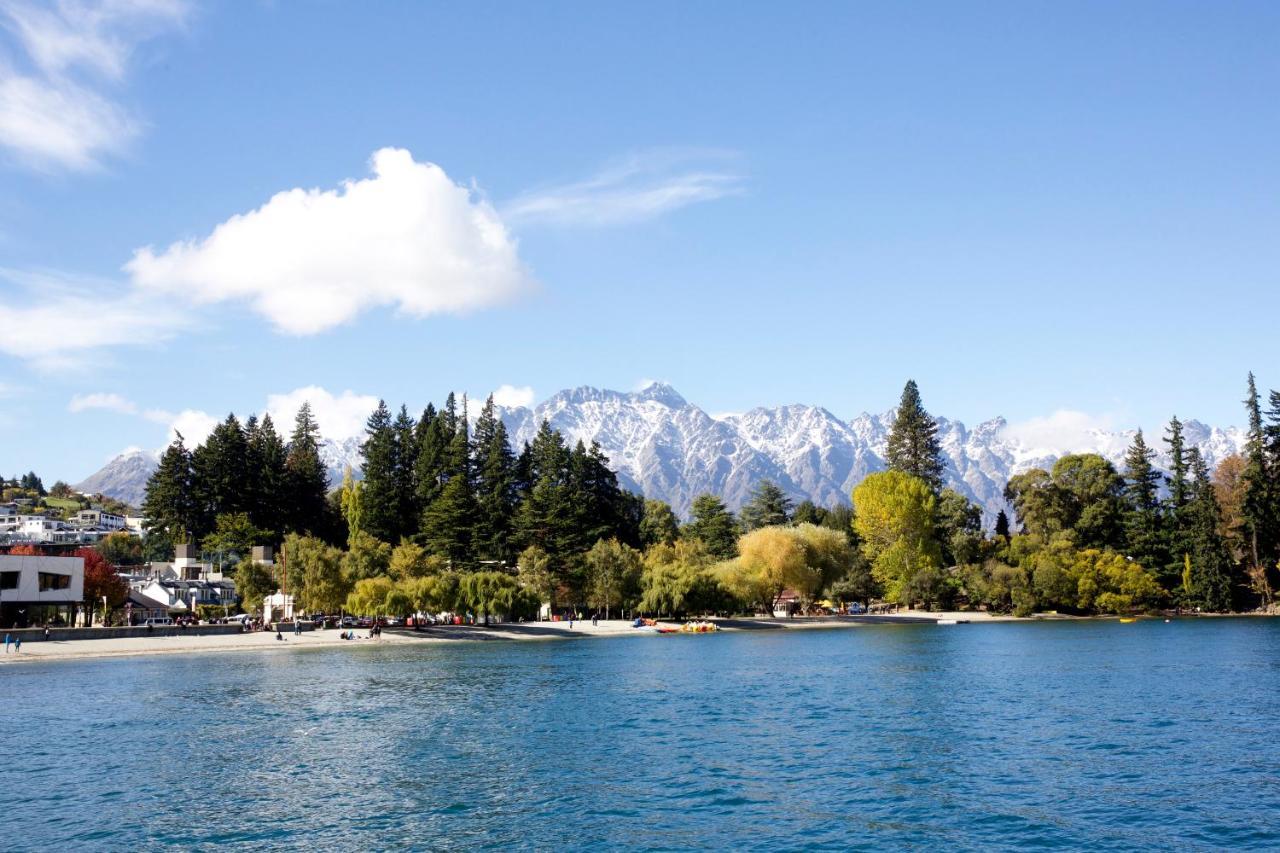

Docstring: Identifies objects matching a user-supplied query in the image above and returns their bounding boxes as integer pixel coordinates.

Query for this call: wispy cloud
[503,149,745,227]
[0,267,187,369]
[68,391,136,414]
[0,0,188,171]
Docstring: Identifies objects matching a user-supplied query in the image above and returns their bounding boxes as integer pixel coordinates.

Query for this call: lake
[3,619,1279,849]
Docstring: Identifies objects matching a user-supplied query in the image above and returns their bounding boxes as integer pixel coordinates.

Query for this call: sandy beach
[0,611,1037,665]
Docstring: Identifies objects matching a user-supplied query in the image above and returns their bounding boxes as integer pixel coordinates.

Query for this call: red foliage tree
[5,544,46,556]
[76,548,128,609]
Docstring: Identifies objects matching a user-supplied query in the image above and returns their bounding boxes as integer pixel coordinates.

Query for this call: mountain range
[75,383,1247,524]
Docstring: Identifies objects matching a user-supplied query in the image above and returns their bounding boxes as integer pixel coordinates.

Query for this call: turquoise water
[3,619,1279,850]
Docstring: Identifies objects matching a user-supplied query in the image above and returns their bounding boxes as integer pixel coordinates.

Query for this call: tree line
[139,375,1280,620]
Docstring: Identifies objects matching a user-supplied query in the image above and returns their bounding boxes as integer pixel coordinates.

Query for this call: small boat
[1119,617,1137,623]
[936,619,959,625]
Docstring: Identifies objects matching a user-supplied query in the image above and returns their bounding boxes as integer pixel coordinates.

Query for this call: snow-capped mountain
[75,382,1248,522]
[73,448,160,507]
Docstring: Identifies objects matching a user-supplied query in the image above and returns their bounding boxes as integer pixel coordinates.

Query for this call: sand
[0,610,1034,665]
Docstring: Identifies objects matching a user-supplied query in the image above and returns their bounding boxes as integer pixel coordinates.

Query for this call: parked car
[340,616,357,628]
[142,618,173,627]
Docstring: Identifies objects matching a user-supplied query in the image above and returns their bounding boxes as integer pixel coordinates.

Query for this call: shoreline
[0,610,1256,666]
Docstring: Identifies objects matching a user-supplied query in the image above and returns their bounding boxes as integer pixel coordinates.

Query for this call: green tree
[339,466,363,547]
[201,512,271,562]
[720,525,821,614]
[471,396,517,562]
[884,379,945,493]
[1241,373,1275,601]
[246,413,288,535]
[283,533,350,614]
[143,434,196,542]
[388,540,442,581]
[739,480,793,531]
[234,556,275,615]
[584,538,643,619]
[191,414,252,536]
[516,545,556,613]
[937,489,984,566]
[360,401,401,543]
[639,539,726,616]
[639,499,680,547]
[1122,430,1169,586]
[458,571,529,625]
[392,405,419,539]
[1184,448,1235,611]
[343,530,392,580]
[95,532,144,566]
[852,470,943,606]
[682,493,739,559]
[284,402,331,536]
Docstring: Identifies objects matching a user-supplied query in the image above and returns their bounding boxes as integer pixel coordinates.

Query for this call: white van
[142,617,173,627]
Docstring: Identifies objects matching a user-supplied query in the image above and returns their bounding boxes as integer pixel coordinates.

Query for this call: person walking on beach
[4,632,10,654]
[43,625,51,642]
[13,636,20,653]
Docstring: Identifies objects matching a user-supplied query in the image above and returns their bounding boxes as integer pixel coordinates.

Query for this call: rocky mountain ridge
[76,382,1247,522]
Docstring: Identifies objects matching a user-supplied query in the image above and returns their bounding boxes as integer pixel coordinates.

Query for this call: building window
[0,571,17,590]
[38,572,71,591]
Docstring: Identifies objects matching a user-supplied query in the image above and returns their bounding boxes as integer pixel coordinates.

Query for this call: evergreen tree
[1184,448,1235,611]
[471,396,517,562]
[683,493,739,559]
[567,440,626,552]
[1122,429,1168,583]
[392,405,419,539]
[884,379,945,493]
[791,500,827,526]
[422,404,476,564]
[739,480,793,531]
[247,413,287,535]
[514,421,574,559]
[639,499,680,547]
[191,414,251,537]
[994,509,1011,540]
[142,434,196,541]
[284,402,330,536]
[1241,372,1275,600]
[1163,416,1193,580]
[359,400,399,543]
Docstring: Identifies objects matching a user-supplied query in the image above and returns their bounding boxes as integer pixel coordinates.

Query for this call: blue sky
[1,1,1278,483]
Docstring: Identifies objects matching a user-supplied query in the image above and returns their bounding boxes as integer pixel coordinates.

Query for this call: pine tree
[994,509,1011,540]
[414,403,449,523]
[248,413,287,536]
[392,405,419,539]
[1241,372,1274,600]
[191,414,251,537]
[683,493,739,559]
[1185,448,1235,611]
[514,421,574,559]
[885,379,945,493]
[142,434,196,541]
[422,401,476,564]
[739,480,793,530]
[359,400,399,543]
[1163,416,1192,581]
[1122,429,1168,582]
[284,402,330,535]
[639,499,680,547]
[471,396,517,563]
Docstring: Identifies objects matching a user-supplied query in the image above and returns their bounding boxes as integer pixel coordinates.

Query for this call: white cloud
[0,267,186,368]
[165,408,217,447]
[68,391,136,414]
[0,0,188,171]
[491,384,535,409]
[127,148,532,335]
[265,386,379,442]
[1002,410,1118,454]
[503,150,744,227]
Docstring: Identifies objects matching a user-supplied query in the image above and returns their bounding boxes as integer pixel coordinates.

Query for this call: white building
[74,509,126,531]
[0,554,85,628]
